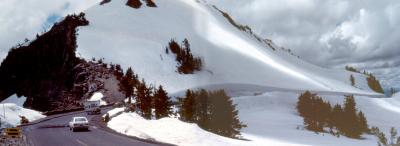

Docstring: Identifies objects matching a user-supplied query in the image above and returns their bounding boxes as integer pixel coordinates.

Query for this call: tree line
[119,67,172,120]
[118,67,245,139]
[297,91,369,138]
[345,65,384,94]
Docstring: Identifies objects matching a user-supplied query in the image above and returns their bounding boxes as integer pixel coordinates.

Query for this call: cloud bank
[210,0,400,88]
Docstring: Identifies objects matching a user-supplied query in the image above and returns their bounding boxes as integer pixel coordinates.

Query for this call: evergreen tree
[296,91,313,117]
[206,90,246,138]
[390,127,398,145]
[136,79,152,119]
[331,104,344,133]
[367,74,384,93]
[167,39,202,74]
[114,64,124,79]
[358,111,369,133]
[179,89,195,122]
[350,74,356,86]
[154,85,172,119]
[342,95,362,138]
[194,89,210,128]
[377,132,388,146]
[178,89,246,138]
[120,67,135,104]
[345,65,360,73]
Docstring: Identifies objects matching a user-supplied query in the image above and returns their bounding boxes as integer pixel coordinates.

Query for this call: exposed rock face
[0,13,124,112]
[72,61,125,104]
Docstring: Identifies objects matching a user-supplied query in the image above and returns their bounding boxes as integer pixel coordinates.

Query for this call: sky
[0,0,398,89]
[210,0,400,89]
[0,0,101,60]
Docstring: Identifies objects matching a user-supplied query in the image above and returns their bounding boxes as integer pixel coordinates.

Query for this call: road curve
[22,108,171,146]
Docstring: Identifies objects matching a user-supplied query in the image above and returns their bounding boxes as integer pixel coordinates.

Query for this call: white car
[69,117,89,132]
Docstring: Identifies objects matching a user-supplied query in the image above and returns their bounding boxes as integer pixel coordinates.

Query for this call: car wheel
[72,128,75,132]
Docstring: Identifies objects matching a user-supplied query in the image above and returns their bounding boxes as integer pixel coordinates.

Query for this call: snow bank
[0,94,45,128]
[0,103,45,128]
[104,107,125,118]
[88,92,107,105]
[108,112,305,146]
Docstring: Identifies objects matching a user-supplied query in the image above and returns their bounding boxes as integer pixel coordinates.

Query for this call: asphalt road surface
[23,108,170,146]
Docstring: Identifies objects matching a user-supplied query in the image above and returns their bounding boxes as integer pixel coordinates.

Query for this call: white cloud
[210,0,400,89]
[0,0,101,61]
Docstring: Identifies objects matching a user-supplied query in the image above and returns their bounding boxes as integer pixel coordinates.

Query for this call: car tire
[72,128,75,132]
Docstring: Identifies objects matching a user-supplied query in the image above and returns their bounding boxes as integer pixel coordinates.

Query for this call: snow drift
[0,95,45,128]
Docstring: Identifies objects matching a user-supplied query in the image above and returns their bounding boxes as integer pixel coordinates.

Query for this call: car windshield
[75,117,87,122]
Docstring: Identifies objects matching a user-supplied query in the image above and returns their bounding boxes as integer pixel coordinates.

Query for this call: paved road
[23,108,169,146]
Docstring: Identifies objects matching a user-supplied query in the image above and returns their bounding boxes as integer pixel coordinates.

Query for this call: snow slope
[0,95,45,128]
[234,91,400,146]
[76,0,380,96]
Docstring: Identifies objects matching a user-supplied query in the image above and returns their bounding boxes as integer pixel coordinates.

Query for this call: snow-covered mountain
[0,0,390,145]
[76,0,380,96]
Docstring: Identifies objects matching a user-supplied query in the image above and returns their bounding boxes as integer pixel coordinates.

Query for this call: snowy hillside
[76,0,380,96]
[233,92,400,146]
[70,0,400,146]
[0,94,45,128]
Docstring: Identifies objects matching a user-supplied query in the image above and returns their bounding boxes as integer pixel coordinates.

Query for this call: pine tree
[367,74,384,93]
[342,95,362,138]
[120,67,135,104]
[179,89,195,122]
[136,79,153,119]
[206,90,246,138]
[358,111,369,133]
[167,39,202,74]
[114,64,124,80]
[378,132,388,146]
[331,104,344,133]
[195,89,210,128]
[390,127,398,145]
[178,89,246,138]
[296,91,313,117]
[154,85,172,119]
[350,74,356,86]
